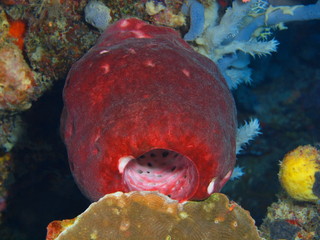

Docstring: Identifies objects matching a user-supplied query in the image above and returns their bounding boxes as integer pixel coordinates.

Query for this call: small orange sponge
[8,19,26,50]
[279,145,320,202]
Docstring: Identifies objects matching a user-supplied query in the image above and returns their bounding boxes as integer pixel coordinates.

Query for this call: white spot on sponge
[144,60,155,67]
[118,156,135,174]
[101,64,110,74]
[132,30,152,39]
[182,69,190,77]
[120,19,130,28]
[207,178,216,195]
[99,50,109,54]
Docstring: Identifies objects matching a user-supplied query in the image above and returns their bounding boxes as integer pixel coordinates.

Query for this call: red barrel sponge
[61,18,237,202]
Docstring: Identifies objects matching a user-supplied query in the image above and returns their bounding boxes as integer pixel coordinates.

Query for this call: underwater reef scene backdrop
[0,0,320,239]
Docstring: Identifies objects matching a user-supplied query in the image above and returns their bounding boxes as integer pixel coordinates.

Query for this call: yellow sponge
[279,145,320,202]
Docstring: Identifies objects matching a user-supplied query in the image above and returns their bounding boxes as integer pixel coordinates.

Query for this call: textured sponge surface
[279,145,320,202]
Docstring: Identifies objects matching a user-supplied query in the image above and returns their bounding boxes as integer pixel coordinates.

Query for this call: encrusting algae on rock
[46,191,263,240]
[260,193,320,240]
[0,6,36,151]
[0,1,99,151]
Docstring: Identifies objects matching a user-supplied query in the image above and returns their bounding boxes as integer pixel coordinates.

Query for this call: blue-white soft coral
[182,0,205,41]
[189,0,320,89]
[236,118,261,154]
[232,118,260,180]
[230,166,245,180]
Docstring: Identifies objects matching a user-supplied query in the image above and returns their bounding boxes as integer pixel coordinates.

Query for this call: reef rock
[260,193,320,240]
[0,6,37,113]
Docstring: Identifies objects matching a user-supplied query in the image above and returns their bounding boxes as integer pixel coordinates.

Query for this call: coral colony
[47,0,320,239]
[46,192,262,240]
